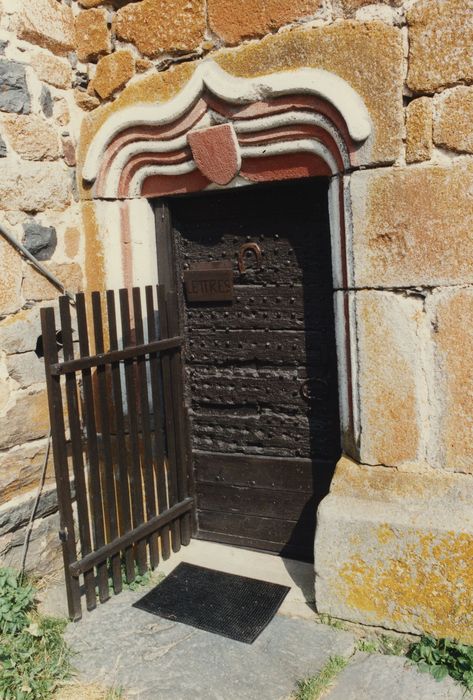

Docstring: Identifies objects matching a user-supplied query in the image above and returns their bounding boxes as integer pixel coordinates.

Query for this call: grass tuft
[295,655,349,700]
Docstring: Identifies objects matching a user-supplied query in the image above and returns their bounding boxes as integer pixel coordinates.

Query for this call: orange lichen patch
[113,0,206,58]
[215,22,403,164]
[75,8,111,63]
[64,227,80,259]
[338,530,473,642]
[90,50,135,100]
[431,290,473,473]
[81,201,106,293]
[376,524,395,544]
[405,97,433,164]
[208,0,322,46]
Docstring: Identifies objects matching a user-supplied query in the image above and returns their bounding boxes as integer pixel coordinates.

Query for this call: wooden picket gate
[40,286,194,620]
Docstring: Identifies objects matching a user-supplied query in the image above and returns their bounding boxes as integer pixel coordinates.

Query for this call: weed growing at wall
[408,635,473,690]
[295,656,349,700]
[0,567,71,699]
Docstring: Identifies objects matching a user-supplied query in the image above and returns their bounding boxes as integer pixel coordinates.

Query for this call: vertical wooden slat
[119,288,148,574]
[91,292,122,593]
[166,290,191,546]
[157,285,181,552]
[106,290,135,583]
[132,287,160,569]
[59,297,97,610]
[75,293,110,603]
[145,285,171,560]
[41,307,82,620]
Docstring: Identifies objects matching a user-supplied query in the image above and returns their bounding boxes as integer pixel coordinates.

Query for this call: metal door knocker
[238,242,262,274]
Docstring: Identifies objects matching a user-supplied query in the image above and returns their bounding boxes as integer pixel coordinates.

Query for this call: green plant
[295,656,349,700]
[0,567,35,635]
[0,567,72,699]
[408,635,473,690]
[357,638,378,653]
[108,561,162,594]
[317,613,347,631]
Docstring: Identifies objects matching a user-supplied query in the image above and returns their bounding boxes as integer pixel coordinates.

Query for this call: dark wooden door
[157,177,341,561]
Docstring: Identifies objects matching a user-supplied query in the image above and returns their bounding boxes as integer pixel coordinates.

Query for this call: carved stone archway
[82,59,372,463]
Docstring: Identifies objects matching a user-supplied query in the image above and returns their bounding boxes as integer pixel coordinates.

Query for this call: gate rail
[41,285,193,620]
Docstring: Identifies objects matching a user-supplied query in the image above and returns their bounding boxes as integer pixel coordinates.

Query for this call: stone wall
[0,0,472,637]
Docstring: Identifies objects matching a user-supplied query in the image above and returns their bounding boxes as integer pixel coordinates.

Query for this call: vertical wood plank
[75,293,110,603]
[132,287,160,569]
[145,285,171,561]
[119,288,148,574]
[91,292,122,593]
[166,290,192,545]
[157,286,181,552]
[41,306,82,620]
[58,297,96,610]
[106,290,135,584]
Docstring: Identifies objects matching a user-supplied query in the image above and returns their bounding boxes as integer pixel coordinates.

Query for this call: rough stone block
[90,50,135,100]
[341,0,402,11]
[0,236,22,317]
[405,96,433,163]
[407,0,473,93]
[114,0,206,58]
[216,22,404,165]
[355,291,425,467]
[32,51,72,89]
[0,510,62,577]
[0,387,50,450]
[53,97,70,126]
[74,88,100,111]
[427,289,473,473]
[75,8,111,63]
[208,0,322,45]
[3,114,60,161]
[434,86,473,154]
[22,261,83,301]
[22,219,57,260]
[351,160,473,287]
[0,160,71,212]
[0,441,54,506]
[17,0,75,56]
[6,351,46,389]
[0,306,43,354]
[315,458,473,643]
[0,59,31,114]
[39,85,53,118]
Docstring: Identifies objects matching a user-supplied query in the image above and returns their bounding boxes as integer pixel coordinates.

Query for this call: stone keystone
[188,124,241,186]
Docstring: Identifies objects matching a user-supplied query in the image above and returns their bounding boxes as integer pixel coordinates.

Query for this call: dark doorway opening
[155,177,341,562]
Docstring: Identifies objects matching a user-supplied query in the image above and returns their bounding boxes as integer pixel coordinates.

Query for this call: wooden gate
[41,286,193,620]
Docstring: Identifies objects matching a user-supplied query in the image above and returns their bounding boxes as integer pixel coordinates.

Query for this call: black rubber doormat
[133,562,290,644]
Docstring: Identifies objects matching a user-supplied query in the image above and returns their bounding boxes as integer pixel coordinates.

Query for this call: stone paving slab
[326,653,470,700]
[64,585,356,700]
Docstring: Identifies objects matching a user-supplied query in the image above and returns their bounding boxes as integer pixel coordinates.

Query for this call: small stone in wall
[3,114,60,161]
[0,134,7,157]
[75,8,111,63]
[33,51,73,90]
[74,88,100,111]
[0,60,31,114]
[405,97,433,164]
[61,135,76,167]
[39,85,53,118]
[22,220,57,260]
[90,50,135,100]
[53,97,70,127]
[17,0,75,57]
[434,86,473,154]
[114,0,206,58]
[0,40,8,55]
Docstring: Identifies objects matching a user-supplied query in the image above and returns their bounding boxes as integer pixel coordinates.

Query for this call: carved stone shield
[187,123,241,186]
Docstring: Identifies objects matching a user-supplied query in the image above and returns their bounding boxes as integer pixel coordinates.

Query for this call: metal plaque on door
[183,261,234,302]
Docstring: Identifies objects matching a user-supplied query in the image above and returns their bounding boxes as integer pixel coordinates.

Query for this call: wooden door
[156,177,341,561]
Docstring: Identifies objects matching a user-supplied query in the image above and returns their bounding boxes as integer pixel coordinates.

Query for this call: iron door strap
[238,242,262,274]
